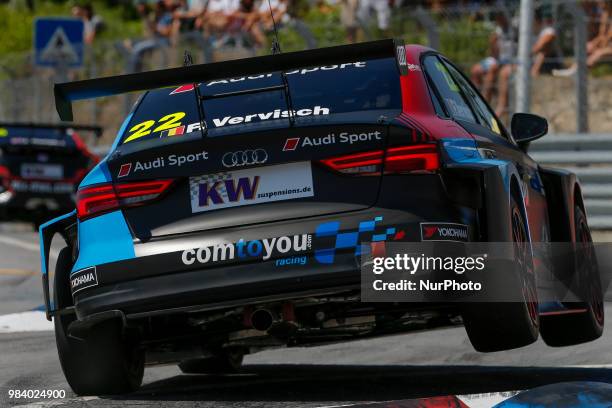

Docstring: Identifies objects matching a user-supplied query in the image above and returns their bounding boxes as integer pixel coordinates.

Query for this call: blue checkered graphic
[314,216,396,264]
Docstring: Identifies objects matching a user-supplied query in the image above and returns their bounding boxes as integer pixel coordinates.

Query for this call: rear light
[0,165,10,190]
[320,144,439,175]
[76,180,174,220]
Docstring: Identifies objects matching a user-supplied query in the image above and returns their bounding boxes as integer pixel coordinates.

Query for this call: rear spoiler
[0,122,103,138]
[55,39,409,121]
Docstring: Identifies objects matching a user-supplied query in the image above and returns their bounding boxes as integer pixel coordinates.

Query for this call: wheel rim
[512,206,538,326]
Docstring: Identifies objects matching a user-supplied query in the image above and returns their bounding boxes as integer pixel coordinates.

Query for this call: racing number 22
[124,112,186,144]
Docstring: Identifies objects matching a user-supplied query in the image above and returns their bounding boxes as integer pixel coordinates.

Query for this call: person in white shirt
[357,0,391,35]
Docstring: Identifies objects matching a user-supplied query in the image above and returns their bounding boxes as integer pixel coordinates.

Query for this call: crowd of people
[133,0,289,48]
[470,0,611,117]
[68,0,611,116]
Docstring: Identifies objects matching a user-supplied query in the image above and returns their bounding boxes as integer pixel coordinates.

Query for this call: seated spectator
[201,0,241,36]
[531,7,561,76]
[227,0,266,46]
[357,0,391,36]
[554,0,612,76]
[470,12,514,101]
[495,6,560,116]
[257,0,288,32]
[72,3,104,44]
[173,0,208,31]
[339,0,359,43]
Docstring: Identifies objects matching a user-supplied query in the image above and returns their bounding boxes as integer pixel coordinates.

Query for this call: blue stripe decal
[79,161,111,188]
[79,113,132,188]
[110,112,133,152]
[72,210,135,273]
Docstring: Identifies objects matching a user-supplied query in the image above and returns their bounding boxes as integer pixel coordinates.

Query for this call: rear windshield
[0,126,75,148]
[119,57,402,147]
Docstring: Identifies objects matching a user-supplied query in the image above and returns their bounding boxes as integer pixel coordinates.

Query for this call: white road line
[0,235,59,259]
[12,396,99,408]
[0,311,53,333]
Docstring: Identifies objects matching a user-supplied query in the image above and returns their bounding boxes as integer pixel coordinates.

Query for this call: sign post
[34,18,84,121]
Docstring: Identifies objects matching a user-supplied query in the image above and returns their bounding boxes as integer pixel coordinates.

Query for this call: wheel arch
[539,166,581,243]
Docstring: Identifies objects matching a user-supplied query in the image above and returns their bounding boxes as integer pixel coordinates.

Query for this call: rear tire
[540,205,604,346]
[54,247,144,395]
[462,193,540,352]
[179,349,244,374]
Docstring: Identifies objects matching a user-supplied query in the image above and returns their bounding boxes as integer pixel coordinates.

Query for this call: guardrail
[531,133,612,230]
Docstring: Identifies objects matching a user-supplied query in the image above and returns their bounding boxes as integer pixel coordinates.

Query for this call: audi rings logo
[222,149,268,168]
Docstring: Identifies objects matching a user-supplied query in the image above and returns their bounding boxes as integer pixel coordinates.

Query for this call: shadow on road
[104,364,612,403]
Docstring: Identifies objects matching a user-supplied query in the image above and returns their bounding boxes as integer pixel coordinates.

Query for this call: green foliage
[0,0,142,56]
[437,18,491,68]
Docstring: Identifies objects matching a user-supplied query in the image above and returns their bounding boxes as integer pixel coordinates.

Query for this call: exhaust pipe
[250,308,276,331]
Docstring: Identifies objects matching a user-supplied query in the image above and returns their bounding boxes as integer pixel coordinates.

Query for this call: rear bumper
[73,203,476,320]
[74,251,362,319]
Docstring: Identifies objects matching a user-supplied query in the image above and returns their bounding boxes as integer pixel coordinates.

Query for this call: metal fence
[0,1,610,143]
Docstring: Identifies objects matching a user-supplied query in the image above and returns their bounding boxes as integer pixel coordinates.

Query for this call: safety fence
[0,1,610,143]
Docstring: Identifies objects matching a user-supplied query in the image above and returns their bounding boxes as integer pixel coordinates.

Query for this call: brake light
[320,144,439,175]
[0,165,10,190]
[76,180,174,220]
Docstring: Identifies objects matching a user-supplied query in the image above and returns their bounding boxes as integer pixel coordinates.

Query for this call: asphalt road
[2,222,612,408]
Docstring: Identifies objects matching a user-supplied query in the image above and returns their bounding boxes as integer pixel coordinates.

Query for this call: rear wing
[55,39,409,121]
[0,122,103,138]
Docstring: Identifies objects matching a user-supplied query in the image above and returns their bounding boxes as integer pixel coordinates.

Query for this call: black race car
[40,40,603,395]
[0,123,100,227]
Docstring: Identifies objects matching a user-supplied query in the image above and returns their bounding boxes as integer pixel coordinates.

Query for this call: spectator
[357,0,391,36]
[495,6,560,116]
[339,0,359,43]
[72,3,104,44]
[554,0,612,77]
[470,12,514,101]
[227,0,266,46]
[201,0,241,36]
[257,0,288,32]
[173,0,208,31]
[531,7,560,76]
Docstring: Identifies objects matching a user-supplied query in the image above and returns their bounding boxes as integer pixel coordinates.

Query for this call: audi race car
[40,40,603,395]
[0,123,100,227]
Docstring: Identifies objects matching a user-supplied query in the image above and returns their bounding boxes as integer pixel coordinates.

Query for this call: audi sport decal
[283,131,383,151]
[189,161,314,213]
[222,149,268,168]
[169,63,367,94]
[70,266,98,296]
[420,223,469,242]
[117,151,209,177]
[118,163,132,178]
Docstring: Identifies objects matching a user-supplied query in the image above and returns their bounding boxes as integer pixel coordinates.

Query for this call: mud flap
[39,210,77,321]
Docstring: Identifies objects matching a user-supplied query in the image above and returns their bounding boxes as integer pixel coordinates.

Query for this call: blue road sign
[34,18,84,68]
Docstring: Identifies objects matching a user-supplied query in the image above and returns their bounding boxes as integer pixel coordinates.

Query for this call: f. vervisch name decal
[189,161,314,213]
[182,234,312,265]
[70,266,98,295]
[283,131,383,151]
[212,106,330,128]
[420,223,469,242]
[117,151,209,177]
